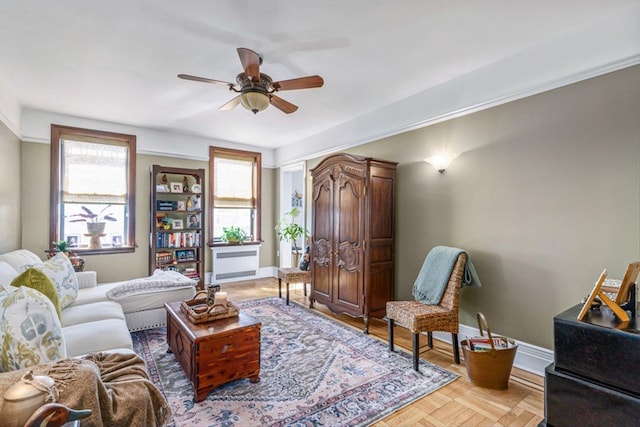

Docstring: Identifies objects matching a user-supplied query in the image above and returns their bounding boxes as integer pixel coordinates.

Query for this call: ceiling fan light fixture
[240,90,269,114]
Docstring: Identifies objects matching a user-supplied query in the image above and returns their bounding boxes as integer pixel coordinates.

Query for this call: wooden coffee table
[165,301,261,402]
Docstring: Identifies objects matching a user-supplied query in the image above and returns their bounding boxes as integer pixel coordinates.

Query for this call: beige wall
[20,145,277,283]
[305,66,640,349]
[0,121,21,253]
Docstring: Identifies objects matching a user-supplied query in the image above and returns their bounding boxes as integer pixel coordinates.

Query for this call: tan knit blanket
[0,352,171,427]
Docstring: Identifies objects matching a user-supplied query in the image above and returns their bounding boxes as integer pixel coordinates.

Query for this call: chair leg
[388,318,395,352]
[278,278,282,298]
[452,333,460,364]
[412,333,420,371]
[304,282,308,296]
[427,331,433,348]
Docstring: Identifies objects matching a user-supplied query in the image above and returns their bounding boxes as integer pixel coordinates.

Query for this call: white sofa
[0,249,196,357]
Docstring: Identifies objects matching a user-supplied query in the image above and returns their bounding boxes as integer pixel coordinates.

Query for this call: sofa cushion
[0,249,42,272]
[0,261,19,285]
[0,286,66,371]
[26,252,79,309]
[11,268,62,320]
[70,281,196,313]
[61,301,125,327]
[63,319,133,357]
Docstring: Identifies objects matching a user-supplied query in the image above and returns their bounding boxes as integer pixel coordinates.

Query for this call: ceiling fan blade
[272,75,324,91]
[219,95,241,111]
[177,74,234,86]
[270,95,299,114]
[237,47,262,81]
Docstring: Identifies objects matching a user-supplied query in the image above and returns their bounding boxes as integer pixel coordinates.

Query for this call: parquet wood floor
[223,278,544,427]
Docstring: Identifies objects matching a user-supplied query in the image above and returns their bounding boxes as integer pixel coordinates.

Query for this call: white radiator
[211,245,260,284]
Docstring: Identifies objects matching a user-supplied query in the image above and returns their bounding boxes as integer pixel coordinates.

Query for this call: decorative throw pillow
[26,252,78,309]
[0,286,67,372]
[11,268,62,320]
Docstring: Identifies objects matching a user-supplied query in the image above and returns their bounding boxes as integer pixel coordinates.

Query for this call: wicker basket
[180,291,239,324]
[461,312,518,390]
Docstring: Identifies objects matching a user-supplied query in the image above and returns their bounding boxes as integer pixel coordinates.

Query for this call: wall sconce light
[424,153,458,173]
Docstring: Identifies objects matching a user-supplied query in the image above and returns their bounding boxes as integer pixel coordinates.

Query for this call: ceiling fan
[178,47,324,114]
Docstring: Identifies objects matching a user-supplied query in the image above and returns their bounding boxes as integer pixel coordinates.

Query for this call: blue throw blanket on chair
[412,246,482,304]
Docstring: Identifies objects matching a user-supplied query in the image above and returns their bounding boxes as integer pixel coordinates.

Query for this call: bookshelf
[149,165,205,288]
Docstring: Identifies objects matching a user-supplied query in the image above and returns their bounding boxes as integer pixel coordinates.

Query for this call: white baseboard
[432,324,553,377]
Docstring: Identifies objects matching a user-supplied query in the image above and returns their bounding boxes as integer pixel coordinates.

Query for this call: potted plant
[69,205,117,235]
[275,207,309,267]
[221,226,248,244]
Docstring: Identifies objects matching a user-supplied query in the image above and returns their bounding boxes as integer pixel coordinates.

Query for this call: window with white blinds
[209,147,261,243]
[50,125,136,254]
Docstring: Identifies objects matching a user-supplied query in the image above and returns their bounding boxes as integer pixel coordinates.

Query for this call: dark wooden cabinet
[309,153,396,332]
[150,165,205,288]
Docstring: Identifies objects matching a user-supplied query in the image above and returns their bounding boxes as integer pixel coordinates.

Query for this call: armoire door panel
[335,178,363,245]
[335,268,361,307]
[312,180,333,241]
[367,268,393,313]
[370,175,394,239]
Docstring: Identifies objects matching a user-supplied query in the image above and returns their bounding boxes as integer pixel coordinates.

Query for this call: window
[50,125,136,254]
[209,146,261,244]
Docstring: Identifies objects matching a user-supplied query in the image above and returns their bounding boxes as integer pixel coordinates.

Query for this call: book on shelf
[156,231,201,249]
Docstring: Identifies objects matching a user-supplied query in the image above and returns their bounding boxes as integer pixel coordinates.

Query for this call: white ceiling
[1,1,638,166]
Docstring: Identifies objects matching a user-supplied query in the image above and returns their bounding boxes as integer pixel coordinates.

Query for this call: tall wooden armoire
[309,153,397,333]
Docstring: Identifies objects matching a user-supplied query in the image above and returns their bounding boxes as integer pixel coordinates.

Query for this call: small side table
[277,268,311,305]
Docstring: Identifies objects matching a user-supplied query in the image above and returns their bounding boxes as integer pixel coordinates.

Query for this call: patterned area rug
[132,297,457,427]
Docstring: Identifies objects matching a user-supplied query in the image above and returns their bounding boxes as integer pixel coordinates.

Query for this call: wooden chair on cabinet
[386,252,467,371]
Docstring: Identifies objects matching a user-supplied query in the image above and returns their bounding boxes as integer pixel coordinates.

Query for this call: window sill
[72,246,136,256]
[208,240,263,248]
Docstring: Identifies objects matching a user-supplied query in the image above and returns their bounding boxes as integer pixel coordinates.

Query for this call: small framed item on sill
[111,234,123,247]
[172,219,184,230]
[170,182,183,193]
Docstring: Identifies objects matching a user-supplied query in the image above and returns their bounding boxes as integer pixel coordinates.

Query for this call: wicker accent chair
[386,252,467,371]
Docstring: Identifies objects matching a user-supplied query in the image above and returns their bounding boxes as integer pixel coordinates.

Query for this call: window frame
[208,146,262,246]
[50,124,136,255]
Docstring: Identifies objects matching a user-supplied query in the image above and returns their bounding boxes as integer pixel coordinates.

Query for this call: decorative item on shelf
[180,291,239,323]
[188,214,200,229]
[172,219,184,230]
[159,216,173,230]
[275,207,310,267]
[170,182,182,193]
[156,184,169,193]
[176,200,186,211]
[191,184,201,194]
[424,152,459,173]
[182,176,189,193]
[188,195,201,210]
[221,226,248,244]
[176,249,196,261]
